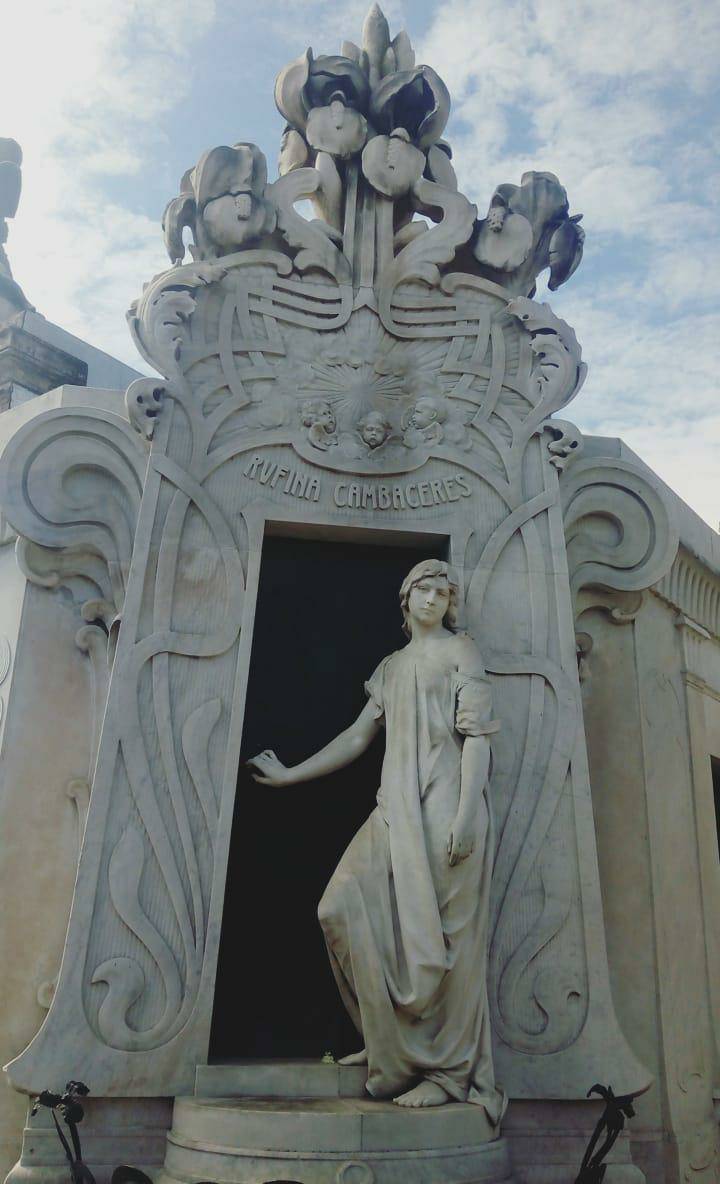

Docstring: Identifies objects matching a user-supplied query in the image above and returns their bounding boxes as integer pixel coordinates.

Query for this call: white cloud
[1,0,717,530]
[417,0,720,528]
[2,0,217,368]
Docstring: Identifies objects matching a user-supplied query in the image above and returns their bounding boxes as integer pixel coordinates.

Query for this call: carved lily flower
[163,143,277,264]
[473,171,584,294]
[369,65,450,151]
[362,128,425,198]
[275,49,370,159]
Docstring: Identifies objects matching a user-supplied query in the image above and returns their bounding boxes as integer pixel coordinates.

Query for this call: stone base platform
[157,1095,515,1184]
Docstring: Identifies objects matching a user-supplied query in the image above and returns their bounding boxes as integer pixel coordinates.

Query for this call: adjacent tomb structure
[0,6,718,1182]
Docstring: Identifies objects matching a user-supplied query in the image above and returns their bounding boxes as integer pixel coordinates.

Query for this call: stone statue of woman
[248,559,506,1120]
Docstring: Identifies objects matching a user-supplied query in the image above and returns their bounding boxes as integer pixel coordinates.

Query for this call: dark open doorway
[209,530,446,1060]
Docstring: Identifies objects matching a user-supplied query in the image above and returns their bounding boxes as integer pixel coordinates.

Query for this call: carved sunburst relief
[0,2,677,1104]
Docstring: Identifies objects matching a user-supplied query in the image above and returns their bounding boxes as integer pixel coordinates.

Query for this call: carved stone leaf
[269,168,352,283]
[129,263,227,375]
[507,297,586,416]
[399,178,476,286]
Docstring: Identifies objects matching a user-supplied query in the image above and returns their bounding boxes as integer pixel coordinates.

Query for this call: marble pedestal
[157,1095,514,1184]
[154,1063,514,1183]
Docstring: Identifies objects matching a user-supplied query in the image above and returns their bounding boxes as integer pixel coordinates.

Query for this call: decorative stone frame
[0,250,677,1103]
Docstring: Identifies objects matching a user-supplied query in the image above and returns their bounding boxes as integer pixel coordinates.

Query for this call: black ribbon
[574,1084,640,1183]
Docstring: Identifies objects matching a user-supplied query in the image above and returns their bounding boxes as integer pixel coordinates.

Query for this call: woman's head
[399,558,459,637]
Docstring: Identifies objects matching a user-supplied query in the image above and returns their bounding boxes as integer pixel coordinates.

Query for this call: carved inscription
[243,455,321,502]
[242,453,474,512]
[333,473,472,510]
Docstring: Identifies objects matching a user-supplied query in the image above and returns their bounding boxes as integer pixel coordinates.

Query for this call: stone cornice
[0,322,87,396]
[652,545,720,644]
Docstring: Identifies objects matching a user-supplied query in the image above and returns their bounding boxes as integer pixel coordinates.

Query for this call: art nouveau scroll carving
[0,407,147,625]
[0,4,676,1099]
[561,455,679,623]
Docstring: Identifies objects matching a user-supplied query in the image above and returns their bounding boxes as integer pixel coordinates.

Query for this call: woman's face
[407,575,450,628]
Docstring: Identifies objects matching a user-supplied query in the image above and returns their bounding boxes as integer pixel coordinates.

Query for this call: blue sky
[3,0,719,526]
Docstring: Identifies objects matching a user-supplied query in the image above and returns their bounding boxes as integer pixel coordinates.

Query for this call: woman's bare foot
[338,1048,368,1066]
[393,1080,450,1107]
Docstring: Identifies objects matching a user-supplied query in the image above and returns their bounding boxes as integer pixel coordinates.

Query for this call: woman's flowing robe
[318,641,506,1122]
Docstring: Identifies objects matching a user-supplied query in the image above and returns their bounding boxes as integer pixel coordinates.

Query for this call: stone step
[158,1095,515,1184]
[176,1095,497,1152]
[195,1060,368,1099]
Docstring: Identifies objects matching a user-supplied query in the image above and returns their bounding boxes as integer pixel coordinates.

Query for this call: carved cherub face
[301,399,336,433]
[316,405,336,433]
[410,397,442,430]
[359,411,391,449]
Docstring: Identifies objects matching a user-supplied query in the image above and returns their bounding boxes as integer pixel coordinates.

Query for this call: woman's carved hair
[399,558,459,637]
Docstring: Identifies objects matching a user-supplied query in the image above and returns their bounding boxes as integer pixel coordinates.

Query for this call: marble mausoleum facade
[0,9,718,1183]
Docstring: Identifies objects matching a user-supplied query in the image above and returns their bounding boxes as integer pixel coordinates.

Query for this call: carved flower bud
[510,172,569,232]
[362,127,425,198]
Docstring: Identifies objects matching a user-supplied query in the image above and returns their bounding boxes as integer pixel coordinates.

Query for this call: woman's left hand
[447,815,476,866]
[247,749,293,786]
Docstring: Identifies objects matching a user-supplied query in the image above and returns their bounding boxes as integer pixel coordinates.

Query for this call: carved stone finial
[0,138,32,318]
[152,5,584,309]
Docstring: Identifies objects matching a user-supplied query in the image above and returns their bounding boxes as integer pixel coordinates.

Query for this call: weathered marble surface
[575,438,720,1183]
[0,6,692,1184]
[0,387,148,1184]
[156,1095,514,1184]
[0,5,678,1115]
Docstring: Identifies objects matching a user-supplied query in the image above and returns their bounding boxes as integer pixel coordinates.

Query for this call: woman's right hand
[247,749,294,787]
